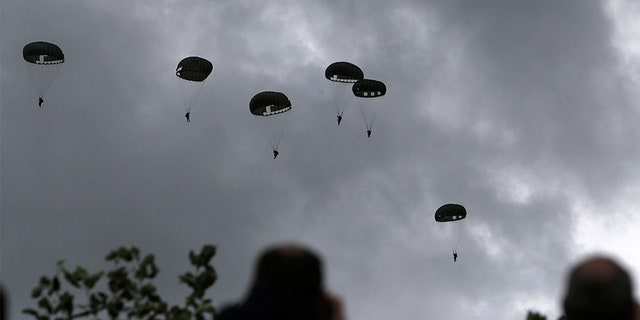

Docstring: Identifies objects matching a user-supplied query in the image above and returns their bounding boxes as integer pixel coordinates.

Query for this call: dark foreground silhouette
[1,284,7,320]
[561,255,640,320]
[23,245,217,319]
[218,244,344,320]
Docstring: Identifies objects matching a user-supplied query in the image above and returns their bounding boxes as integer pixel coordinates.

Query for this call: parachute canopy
[176,56,213,113]
[435,204,467,222]
[23,41,65,105]
[325,62,364,83]
[176,56,213,82]
[23,41,64,64]
[250,91,292,116]
[352,79,386,98]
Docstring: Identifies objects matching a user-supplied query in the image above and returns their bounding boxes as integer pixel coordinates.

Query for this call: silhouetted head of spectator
[563,256,635,320]
[1,284,6,320]
[218,243,344,320]
[251,244,323,301]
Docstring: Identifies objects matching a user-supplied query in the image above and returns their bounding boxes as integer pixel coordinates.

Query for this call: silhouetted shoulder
[217,304,244,320]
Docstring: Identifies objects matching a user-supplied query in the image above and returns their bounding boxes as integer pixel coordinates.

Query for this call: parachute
[325,62,364,125]
[435,203,467,222]
[435,203,467,257]
[23,41,65,107]
[325,62,364,83]
[176,56,213,115]
[249,91,292,158]
[352,79,386,137]
[250,91,292,116]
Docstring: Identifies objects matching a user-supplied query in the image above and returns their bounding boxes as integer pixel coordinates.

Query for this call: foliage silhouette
[23,245,217,320]
[526,310,548,320]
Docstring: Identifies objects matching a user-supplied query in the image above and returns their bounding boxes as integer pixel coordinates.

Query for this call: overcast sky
[2,1,640,319]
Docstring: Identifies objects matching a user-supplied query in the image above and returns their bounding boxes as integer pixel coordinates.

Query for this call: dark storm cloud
[429,0,640,197]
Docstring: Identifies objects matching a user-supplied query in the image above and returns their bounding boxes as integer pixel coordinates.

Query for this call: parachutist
[24,42,64,108]
[250,91,292,160]
[176,56,212,120]
[367,129,371,138]
[435,204,466,263]
[337,114,342,125]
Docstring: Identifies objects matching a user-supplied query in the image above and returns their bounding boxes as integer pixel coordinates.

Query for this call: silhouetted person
[367,129,371,138]
[562,256,639,320]
[185,111,190,122]
[218,243,345,320]
[453,250,458,262]
[1,284,7,320]
[273,149,279,159]
[38,96,44,107]
[337,114,342,125]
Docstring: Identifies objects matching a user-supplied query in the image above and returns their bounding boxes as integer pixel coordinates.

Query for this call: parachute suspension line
[331,89,341,115]
[181,81,206,112]
[26,66,40,97]
[192,81,205,111]
[273,111,291,151]
[437,224,454,252]
[40,64,61,97]
[26,63,61,98]
[454,222,463,249]
[361,97,385,132]
[253,116,276,151]
[334,89,353,117]
[180,87,189,113]
[368,98,384,130]
[358,103,368,128]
